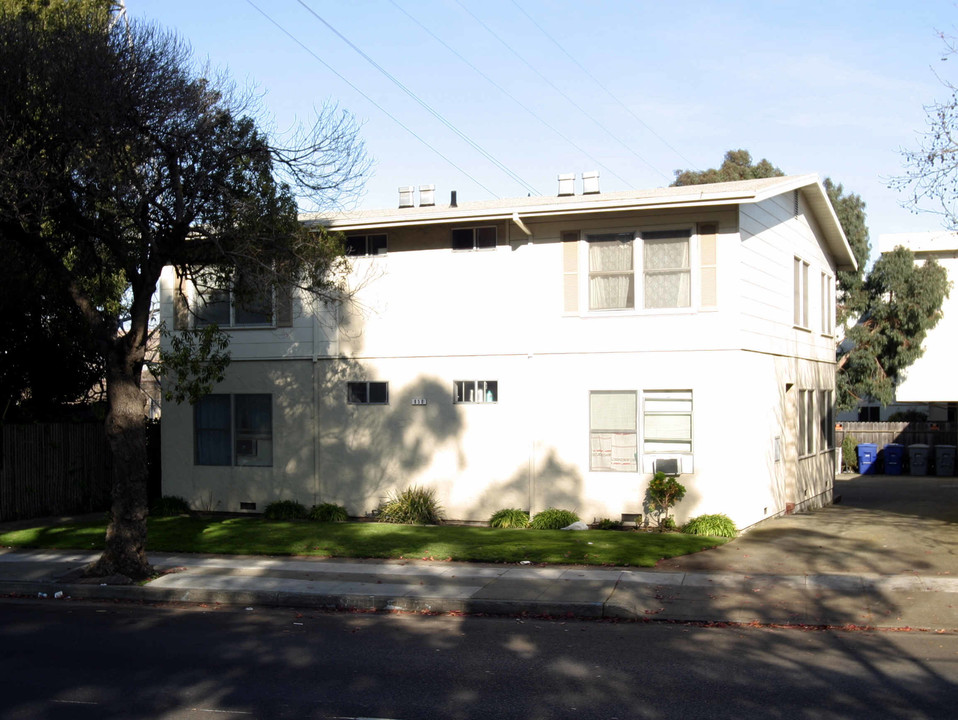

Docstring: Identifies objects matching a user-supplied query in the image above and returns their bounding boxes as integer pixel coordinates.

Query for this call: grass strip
[0,517,729,567]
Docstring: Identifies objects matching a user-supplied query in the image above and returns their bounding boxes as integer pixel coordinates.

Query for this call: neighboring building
[836,231,958,424]
[158,174,856,530]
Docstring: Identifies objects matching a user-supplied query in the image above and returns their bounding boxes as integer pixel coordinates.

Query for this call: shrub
[263,500,308,521]
[842,434,858,472]
[529,508,580,530]
[150,495,191,517]
[646,471,687,528]
[682,513,737,538]
[378,486,444,525]
[660,516,677,531]
[592,518,623,530]
[308,503,349,522]
[489,508,530,529]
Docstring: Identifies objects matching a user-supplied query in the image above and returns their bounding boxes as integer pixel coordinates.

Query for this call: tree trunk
[85,336,153,580]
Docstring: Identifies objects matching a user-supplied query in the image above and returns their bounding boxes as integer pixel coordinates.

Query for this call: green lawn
[0,517,730,567]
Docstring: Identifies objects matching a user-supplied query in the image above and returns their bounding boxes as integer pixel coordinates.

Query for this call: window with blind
[643,230,691,309]
[194,394,273,467]
[589,391,637,472]
[643,390,692,454]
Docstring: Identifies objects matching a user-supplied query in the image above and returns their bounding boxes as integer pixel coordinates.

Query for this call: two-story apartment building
[159,173,856,529]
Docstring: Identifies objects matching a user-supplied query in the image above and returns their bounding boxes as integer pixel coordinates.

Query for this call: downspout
[511,213,536,515]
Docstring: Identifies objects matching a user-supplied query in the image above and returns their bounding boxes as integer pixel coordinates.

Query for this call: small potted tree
[646,471,686,530]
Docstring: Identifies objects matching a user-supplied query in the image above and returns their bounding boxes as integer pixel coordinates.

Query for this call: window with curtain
[588,233,634,310]
[643,390,692,454]
[194,394,272,466]
[590,391,637,471]
[643,231,691,309]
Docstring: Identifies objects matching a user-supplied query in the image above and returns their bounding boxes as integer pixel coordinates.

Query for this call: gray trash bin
[936,445,956,476]
[909,444,930,476]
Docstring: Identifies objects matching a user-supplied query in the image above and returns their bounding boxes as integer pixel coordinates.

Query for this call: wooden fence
[835,421,957,450]
[0,423,112,522]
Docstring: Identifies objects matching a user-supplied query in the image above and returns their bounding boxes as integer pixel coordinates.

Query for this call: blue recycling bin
[909,444,930,476]
[884,443,905,475]
[857,443,878,474]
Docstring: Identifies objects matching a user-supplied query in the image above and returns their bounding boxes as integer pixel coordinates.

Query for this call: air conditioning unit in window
[654,458,680,476]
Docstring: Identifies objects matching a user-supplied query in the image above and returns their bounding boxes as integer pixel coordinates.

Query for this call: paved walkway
[1,475,957,630]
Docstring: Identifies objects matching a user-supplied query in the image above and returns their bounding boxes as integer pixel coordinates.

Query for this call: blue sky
[132,1,956,248]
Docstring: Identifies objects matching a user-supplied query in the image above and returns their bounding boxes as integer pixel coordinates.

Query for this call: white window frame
[581,226,697,314]
[821,272,834,336]
[346,233,387,257]
[194,393,273,467]
[454,380,498,404]
[452,226,497,251]
[589,391,638,472]
[347,381,389,405]
[794,257,810,329]
[642,390,693,455]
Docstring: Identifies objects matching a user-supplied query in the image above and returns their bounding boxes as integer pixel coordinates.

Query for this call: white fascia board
[311,192,762,233]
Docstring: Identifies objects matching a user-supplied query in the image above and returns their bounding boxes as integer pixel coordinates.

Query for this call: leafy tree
[0,2,366,579]
[646,472,686,529]
[673,150,946,410]
[672,149,783,186]
[836,246,949,407]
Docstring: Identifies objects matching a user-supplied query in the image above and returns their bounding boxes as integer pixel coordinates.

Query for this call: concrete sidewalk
[1,547,956,630]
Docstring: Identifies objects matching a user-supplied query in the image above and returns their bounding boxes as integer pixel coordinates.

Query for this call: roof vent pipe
[450,190,457,207]
[419,184,435,207]
[557,173,575,197]
[582,170,600,195]
[399,186,415,208]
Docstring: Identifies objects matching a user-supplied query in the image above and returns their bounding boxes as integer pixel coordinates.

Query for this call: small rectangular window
[348,381,389,405]
[346,234,387,257]
[821,273,833,335]
[452,226,496,251]
[590,391,637,472]
[454,380,498,404]
[794,257,809,328]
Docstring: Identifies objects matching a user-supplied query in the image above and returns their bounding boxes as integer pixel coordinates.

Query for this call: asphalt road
[1,600,956,719]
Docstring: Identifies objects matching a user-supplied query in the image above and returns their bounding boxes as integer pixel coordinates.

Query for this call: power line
[452,0,671,184]
[244,0,500,199]
[386,0,635,189]
[510,0,700,173]
[295,0,541,196]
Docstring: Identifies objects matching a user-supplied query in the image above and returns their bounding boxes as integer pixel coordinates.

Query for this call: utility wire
[295,0,541,196]
[387,0,634,189]
[510,0,700,172]
[244,0,500,199]
[452,0,671,184]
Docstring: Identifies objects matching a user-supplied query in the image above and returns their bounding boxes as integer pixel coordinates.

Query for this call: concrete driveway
[657,474,958,576]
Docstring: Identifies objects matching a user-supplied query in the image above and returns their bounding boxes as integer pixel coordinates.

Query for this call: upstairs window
[346,233,387,257]
[793,257,809,328]
[454,380,498,404]
[588,233,634,310]
[643,230,691,309]
[348,381,389,405]
[452,226,496,251]
[821,272,834,335]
